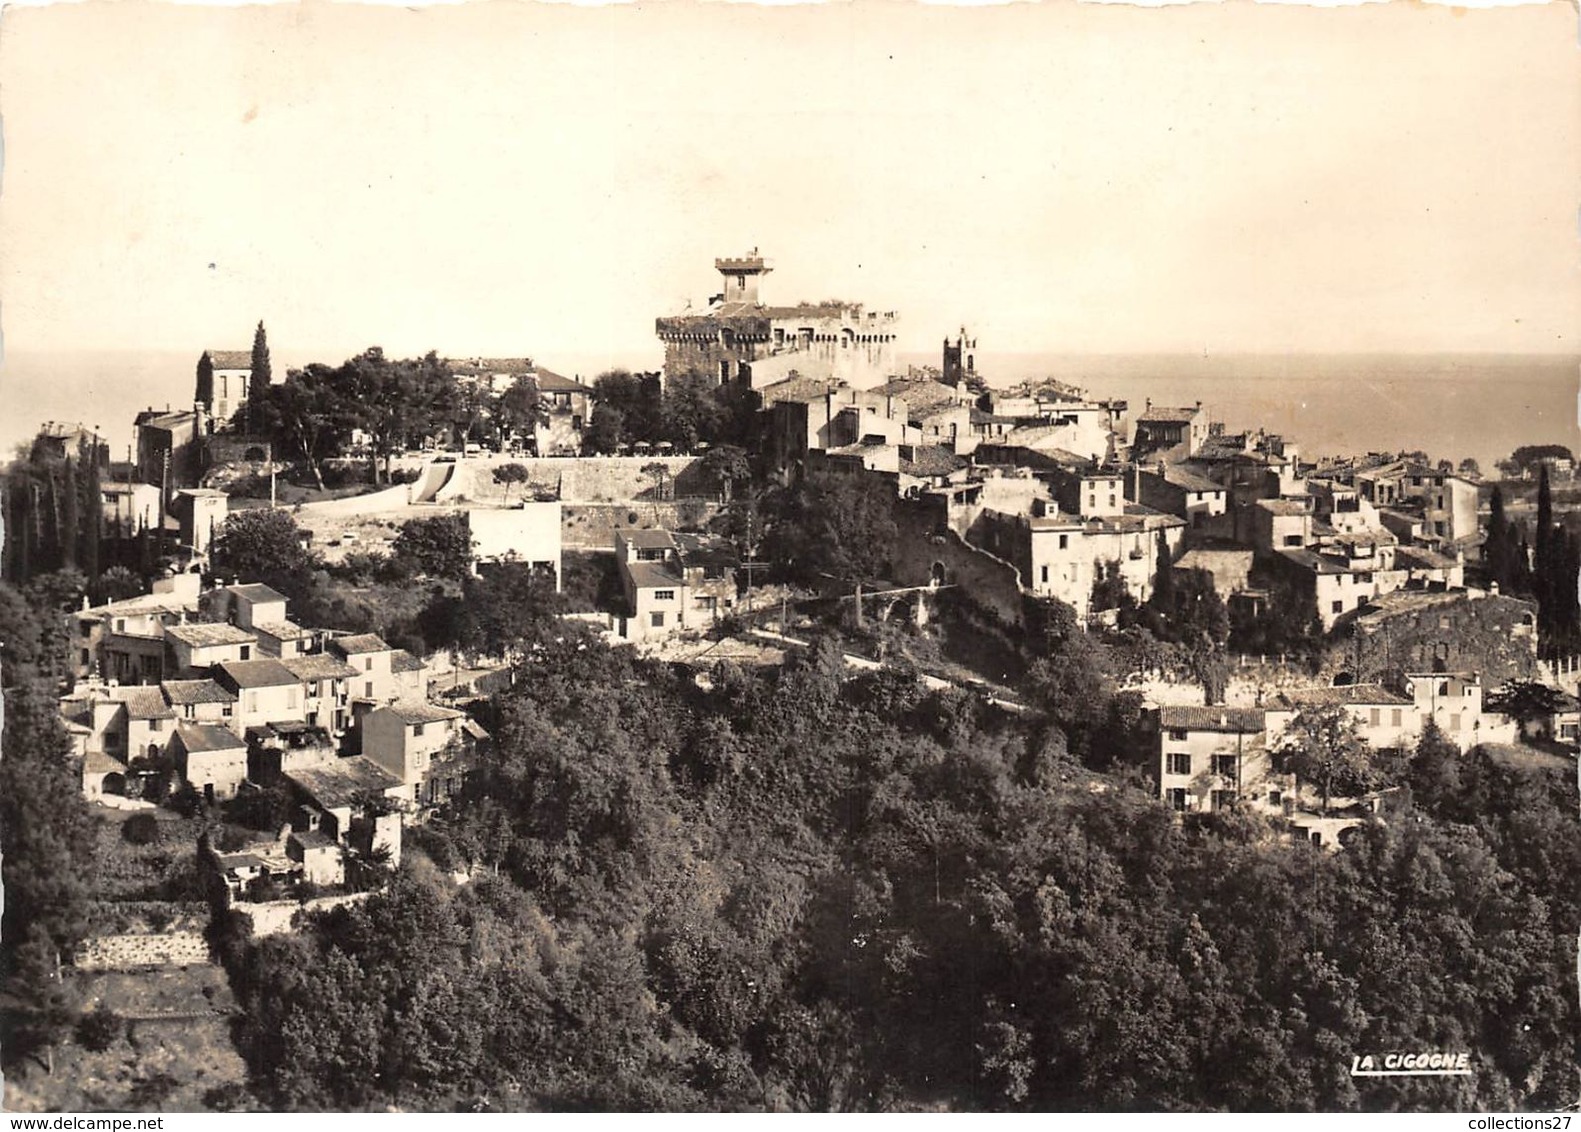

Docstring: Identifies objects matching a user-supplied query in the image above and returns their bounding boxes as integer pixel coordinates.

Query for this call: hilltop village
[3,253,1579,1112]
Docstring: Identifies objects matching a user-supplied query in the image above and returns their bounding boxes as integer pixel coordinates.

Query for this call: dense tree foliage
[1,586,99,1067]
[1274,704,1382,815]
[585,368,762,454]
[391,513,473,582]
[216,624,1579,1112]
[761,475,898,587]
[211,509,319,600]
[248,364,358,490]
[2,440,110,589]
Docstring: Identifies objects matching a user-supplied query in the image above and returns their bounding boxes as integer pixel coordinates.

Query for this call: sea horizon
[3,347,1575,474]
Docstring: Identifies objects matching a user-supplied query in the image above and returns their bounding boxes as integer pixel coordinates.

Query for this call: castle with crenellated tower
[654,250,899,391]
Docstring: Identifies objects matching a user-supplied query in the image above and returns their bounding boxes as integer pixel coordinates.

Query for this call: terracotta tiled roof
[175,721,246,752]
[1136,405,1201,425]
[626,561,685,589]
[165,622,255,648]
[281,655,359,681]
[533,368,587,393]
[900,446,967,479]
[114,685,177,720]
[1158,705,1266,733]
[389,650,425,674]
[759,376,841,406]
[381,700,464,726]
[162,678,237,705]
[286,756,403,807]
[216,659,299,689]
[226,583,288,605]
[205,350,252,369]
[329,633,392,656]
[1274,684,1413,709]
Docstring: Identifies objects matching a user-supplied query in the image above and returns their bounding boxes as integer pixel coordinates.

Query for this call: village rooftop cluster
[22,249,1581,908]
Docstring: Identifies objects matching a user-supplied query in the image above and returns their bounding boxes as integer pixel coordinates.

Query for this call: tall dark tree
[1486,484,1509,591]
[249,321,273,435]
[1150,527,1176,613]
[81,444,103,584]
[59,457,79,571]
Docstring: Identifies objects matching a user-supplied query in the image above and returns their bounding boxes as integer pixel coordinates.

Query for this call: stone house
[1153,705,1274,815]
[170,721,249,802]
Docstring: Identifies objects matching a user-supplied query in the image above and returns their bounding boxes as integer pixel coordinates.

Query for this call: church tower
[942,327,977,384]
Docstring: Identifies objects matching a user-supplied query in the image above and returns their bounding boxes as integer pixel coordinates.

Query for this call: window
[1391,709,1402,727]
[1041,565,1049,584]
[149,719,163,733]
[1058,535,1069,550]
[1168,728,1188,742]
[1167,752,1191,776]
[1211,789,1237,812]
[651,612,665,628]
[246,692,258,713]
[1332,600,1344,614]
[1449,714,1461,732]
[116,619,126,633]
[1268,789,1283,806]
[1109,494,1116,508]
[221,706,233,718]
[654,589,676,601]
[364,657,374,671]
[1167,788,1189,812]
[1369,708,1380,727]
[413,723,425,737]
[1438,681,1449,696]
[1212,754,1238,778]
[240,645,252,660]
[365,681,374,698]
[80,649,90,666]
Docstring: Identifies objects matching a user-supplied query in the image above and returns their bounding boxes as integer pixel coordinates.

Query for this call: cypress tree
[249,322,272,435]
[42,473,62,574]
[82,446,102,583]
[195,352,214,408]
[1151,527,1176,612]
[60,458,80,570]
[1486,485,1508,590]
[1536,466,1556,650]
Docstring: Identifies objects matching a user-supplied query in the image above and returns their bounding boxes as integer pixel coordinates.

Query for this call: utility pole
[268,441,277,509]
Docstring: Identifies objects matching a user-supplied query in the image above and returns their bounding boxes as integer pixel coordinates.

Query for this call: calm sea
[906,352,1580,474]
[3,349,1575,476]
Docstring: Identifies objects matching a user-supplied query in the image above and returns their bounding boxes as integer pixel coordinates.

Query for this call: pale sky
[1,1,1577,365]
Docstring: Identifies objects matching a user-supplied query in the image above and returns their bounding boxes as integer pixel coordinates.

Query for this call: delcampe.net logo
[1350,1051,1474,1077]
